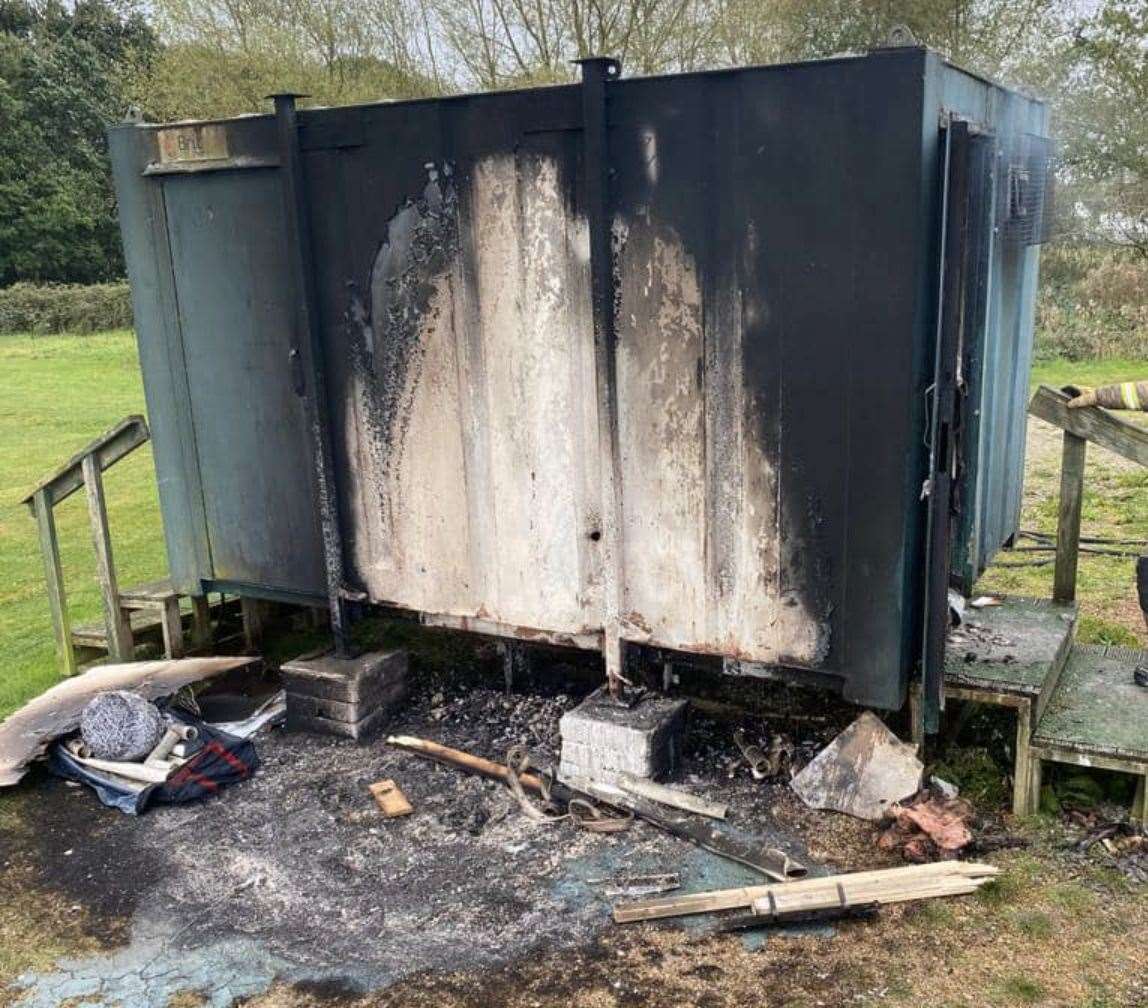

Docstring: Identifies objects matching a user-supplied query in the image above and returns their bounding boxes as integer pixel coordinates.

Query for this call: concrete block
[558,687,687,786]
[286,704,394,742]
[285,682,405,724]
[281,649,407,742]
[280,649,407,703]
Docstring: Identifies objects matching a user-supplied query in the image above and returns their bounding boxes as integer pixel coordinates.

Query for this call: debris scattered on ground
[877,793,974,861]
[970,595,1004,608]
[565,773,805,880]
[80,691,167,761]
[587,872,681,898]
[612,860,1000,923]
[733,729,793,780]
[201,690,287,738]
[369,778,414,817]
[1068,810,1148,882]
[391,732,804,879]
[49,708,260,815]
[790,712,923,820]
[929,775,960,800]
[0,656,257,786]
[615,771,729,820]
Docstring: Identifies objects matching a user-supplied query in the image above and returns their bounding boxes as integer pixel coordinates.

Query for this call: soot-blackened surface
[4,668,862,1008]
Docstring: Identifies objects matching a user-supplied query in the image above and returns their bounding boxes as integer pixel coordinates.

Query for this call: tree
[1056,0,1148,254]
[0,0,156,284]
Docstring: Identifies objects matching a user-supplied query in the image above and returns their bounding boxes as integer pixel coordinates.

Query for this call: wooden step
[1032,644,1148,766]
[945,595,1076,699]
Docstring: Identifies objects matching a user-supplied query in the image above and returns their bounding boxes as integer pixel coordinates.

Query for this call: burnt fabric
[50,708,259,815]
[1065,381,1148,411]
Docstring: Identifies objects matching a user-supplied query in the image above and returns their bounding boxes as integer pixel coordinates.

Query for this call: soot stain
[346,163,461,527]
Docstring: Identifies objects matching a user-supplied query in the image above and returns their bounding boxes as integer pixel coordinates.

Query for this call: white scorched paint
[344,155,829,669]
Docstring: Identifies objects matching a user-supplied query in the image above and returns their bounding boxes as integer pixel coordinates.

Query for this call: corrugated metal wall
[110,47,1047,710]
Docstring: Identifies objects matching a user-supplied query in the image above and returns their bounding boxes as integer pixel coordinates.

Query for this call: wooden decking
[920,597,1148,825]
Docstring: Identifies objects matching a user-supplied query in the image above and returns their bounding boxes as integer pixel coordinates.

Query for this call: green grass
[978,356,1148,645]
[0,332,166,719]
[0,338,1144,720]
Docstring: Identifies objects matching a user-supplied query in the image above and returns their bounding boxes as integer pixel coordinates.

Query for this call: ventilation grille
[999,134,1055,246]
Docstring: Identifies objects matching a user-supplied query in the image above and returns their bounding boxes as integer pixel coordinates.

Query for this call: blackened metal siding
[110,48,1046,710]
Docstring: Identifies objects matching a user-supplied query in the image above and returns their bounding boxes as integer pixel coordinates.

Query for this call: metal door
[162,170,326,596]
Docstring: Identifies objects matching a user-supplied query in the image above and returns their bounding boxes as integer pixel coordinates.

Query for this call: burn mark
[347,164,460,503]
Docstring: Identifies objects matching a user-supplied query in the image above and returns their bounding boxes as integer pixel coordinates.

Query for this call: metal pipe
[574,56,626,698]
[145,723,197,765]
[270,92,353,657]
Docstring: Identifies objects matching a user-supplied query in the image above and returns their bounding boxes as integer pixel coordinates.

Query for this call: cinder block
[281,649,407,742]
[285,682,405,724]
[558,688,687,787]
[281,649,407,703]
[286,704,394,741]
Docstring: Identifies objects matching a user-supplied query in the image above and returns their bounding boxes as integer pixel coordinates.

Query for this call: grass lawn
[0,332,1145,720]
[0,332,165,719]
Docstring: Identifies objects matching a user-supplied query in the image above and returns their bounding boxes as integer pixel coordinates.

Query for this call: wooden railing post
[33,488,77,676]
[81,453,134,660]
[1052,431,1087,603]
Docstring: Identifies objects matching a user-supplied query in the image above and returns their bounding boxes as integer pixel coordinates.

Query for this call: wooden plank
[82,454,134,661]
[1012,699,1036,817]
[612,862,1000,923]
[34,489,76,677]
[119,579,177,604]
[369,779,414,817]
[21,416,149,509]
[1029,385,1148,467]
[159,596,185,659]
[190,595,213,649]
[1053,431,1087,603]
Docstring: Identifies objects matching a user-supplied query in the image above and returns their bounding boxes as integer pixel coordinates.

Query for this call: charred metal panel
[609,53,934,707]
[112,49,1047,713]
[936,61,1050,590]
[305,89,605,638]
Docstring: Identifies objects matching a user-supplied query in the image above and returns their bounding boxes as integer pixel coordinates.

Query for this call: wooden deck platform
[923,597,1148,825]
[1033,644,1148,766]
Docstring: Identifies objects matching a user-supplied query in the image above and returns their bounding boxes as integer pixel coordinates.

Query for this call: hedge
[0,282,133,335]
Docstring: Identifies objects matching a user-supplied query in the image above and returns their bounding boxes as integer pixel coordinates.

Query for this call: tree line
[1,0,1145,285]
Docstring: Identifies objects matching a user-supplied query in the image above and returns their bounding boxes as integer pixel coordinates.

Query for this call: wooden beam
[1053,431,1087,603]
[612,862,1000,923]
[1029,385,1148,467]
[21,415,149,511]
[33,489,76,676]
[82,454,134,661]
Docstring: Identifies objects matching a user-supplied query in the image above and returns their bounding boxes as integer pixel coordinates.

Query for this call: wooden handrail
[20,414,149,510]
[1028,385,1148,467]
[1027,385,1148,603]
[24,415,150,674]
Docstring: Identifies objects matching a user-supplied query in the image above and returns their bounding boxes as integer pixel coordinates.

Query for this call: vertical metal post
[575,56,626,698]
[921,118,971,733]
[271,92,352,656]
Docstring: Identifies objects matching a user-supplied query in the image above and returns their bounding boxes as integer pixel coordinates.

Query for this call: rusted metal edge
[417,612,603,651]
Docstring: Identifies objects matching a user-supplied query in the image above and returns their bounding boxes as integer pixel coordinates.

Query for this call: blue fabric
[50,708,259,815]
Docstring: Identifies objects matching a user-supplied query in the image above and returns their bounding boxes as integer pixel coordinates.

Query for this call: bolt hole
[589,530,602,542]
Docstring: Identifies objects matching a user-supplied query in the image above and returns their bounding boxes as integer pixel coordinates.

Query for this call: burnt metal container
[110,45,1049,719]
